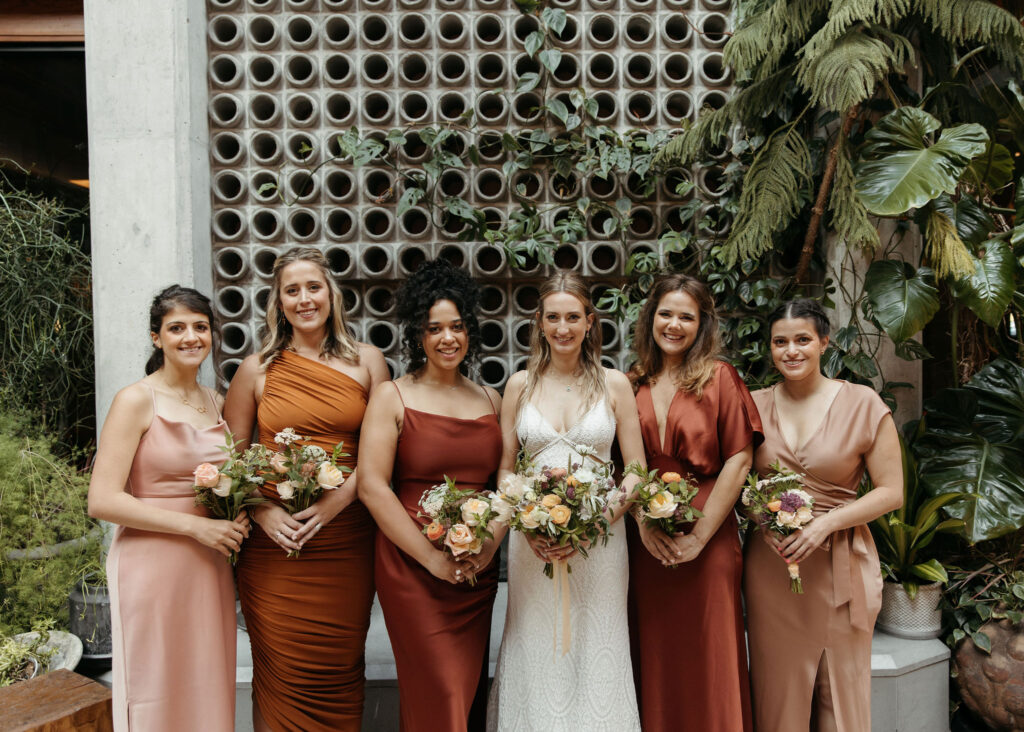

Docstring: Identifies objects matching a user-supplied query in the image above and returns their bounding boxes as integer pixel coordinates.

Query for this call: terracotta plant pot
[954,619,1024,730]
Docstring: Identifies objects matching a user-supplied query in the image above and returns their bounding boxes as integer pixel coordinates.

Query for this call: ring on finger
[315,522,322,530]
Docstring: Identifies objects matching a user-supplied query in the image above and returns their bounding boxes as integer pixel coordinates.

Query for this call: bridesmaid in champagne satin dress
[359,259,502,732]
[626,275,760,732]
[225,248,389,732]
[745,299,902,731]
[90,286,249,731]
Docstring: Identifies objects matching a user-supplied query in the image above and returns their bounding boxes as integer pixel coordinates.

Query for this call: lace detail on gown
[487,399,640,732]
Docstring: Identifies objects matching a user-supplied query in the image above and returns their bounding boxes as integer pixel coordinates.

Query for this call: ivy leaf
[952,240,1016,327]
[515,72,541,93]
[396,187,424,217]
[538,48,563,76]
[971,631,992,654]
[564,114,582,131]
[444,196,478,222]
[257,181,278,196]
[863,260,941,342]
[894,339,931,361]
[614,197,632,215]
[385,128,406,146]
[842,352,879,379]
[546,97,569,125]
[601,215,617,237]
[541,6,567,35]
[524,31,544,58]
[832,324,859,351]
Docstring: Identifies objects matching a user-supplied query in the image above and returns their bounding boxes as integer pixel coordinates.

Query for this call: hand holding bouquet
[192,433,268,565]
[268,428,351,557]
[625,463,703,537]
[741,462,814,592]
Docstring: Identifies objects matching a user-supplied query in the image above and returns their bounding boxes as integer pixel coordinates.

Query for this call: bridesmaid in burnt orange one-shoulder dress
[626,275,761,732]
[359,260,502,732]
[225,248,389,732]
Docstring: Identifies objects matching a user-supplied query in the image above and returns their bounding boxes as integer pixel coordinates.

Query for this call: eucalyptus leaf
[952,240,1016,327]
[863,260,940,342]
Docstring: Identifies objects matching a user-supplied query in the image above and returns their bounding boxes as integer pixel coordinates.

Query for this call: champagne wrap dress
[628,361,761,732]
[236,351,375,732]
[107,385,236,732]
[375,383,502,732]
[745,381,890,731]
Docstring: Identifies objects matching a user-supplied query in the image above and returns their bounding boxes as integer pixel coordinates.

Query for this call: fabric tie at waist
[828,524,874,632]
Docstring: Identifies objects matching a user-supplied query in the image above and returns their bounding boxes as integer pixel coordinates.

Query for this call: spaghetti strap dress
[236,350,375,732]
[628,361,762,732]
[746,381,891,731]
[375,383,502,732]
[107,385,236,732]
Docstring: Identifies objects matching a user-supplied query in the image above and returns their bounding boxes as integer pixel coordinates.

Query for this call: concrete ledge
[871,631,950,732]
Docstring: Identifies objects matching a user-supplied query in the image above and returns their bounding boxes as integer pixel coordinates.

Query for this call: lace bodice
[516,398,616,468]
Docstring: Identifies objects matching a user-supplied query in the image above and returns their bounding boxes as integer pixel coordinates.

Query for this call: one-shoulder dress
[107,385,236,732]
[375,382,503,732]
[236,350,375,732]
[628,361,761,732]
[746,381,890,731]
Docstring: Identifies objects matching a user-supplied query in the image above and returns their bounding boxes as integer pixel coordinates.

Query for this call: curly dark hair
[395,258,482,376]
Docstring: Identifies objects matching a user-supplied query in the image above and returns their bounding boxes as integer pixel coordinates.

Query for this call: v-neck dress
[236,350,375,732]
[375,384,502,732]
[746,381,890,732]
[628,360,762,732]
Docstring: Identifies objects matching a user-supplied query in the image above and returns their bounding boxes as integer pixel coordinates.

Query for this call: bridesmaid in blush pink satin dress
[89,286,248,732]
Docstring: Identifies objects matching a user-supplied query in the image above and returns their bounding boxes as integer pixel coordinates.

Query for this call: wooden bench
[0,669,112,732]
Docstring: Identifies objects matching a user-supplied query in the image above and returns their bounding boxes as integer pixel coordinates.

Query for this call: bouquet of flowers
[494,447,618,578]
[267,427,350,558]
[192,433,268,565]
[418,476,511,585]
[625,463,702,537]
[741,462,814,593]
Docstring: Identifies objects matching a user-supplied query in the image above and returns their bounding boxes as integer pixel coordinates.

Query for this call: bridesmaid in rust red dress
[627,274,762,732]
[358,259,502,732]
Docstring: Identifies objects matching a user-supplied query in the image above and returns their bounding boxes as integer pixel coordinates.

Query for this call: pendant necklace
[166,380,208,414]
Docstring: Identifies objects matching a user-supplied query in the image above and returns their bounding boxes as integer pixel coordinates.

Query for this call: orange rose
[661,472,683,484]
[425,521,445,542]
[566,476,580,488]
[767,500,782,512]
[548,505,571,525]
[541,494,562,508]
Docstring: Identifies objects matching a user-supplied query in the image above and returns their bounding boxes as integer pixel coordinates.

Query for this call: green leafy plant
[0,619,57,687]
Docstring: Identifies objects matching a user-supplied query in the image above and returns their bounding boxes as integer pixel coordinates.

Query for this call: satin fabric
[375,386,502,732]
[628,361,761,732]
[108,390,236,732]
[236,351,374,732]
[745,381,890,732]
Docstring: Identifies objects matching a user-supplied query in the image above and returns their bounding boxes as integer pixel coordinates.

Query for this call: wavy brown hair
[519,271,606,419]
[258,246,360,366]
[629,273,720,399]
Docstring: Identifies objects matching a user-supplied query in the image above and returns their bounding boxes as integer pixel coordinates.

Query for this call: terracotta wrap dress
[107,386,236,732]
[236,351,375,732]
[746,381,890,731]
[628,361,762,732]
[375,384,502,732]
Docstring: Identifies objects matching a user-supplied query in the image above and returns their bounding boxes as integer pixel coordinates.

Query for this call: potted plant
[0,620,58,688]
[871,433,968,639]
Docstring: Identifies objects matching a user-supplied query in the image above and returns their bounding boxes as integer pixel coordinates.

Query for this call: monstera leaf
[952,240,1016,327]
[931,193,994,247]
[914,359,1024,543]
[863,260,940,342]
[855,107,988,216]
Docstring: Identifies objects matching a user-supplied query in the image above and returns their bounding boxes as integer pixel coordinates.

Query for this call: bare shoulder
[234,353,263,380]
[106,381,154,433]
[504,369,527,396]
[358,342,386,366]
[602,367,632,393]
[368,378,401,408]
[483,384,502,409]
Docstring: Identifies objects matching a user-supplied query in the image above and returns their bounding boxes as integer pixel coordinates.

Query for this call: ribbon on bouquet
[551,558,572,659]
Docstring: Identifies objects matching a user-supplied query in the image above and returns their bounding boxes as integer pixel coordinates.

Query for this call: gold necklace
[165,380,208,414]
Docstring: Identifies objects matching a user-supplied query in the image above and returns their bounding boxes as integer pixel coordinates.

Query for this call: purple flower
[566,485,576,500]
[779,491,805,513]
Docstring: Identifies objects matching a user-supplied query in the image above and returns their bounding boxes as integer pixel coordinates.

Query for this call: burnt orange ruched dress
[628,361,762,732]
[236,350,375,732]
[746,381,890,731]
[375,383,502,732]
[107,385,236,732]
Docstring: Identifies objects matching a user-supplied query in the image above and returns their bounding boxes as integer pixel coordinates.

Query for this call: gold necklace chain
[163,379,208,414]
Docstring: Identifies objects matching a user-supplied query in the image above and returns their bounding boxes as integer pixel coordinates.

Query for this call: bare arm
[88,384,247,557]
[222,354,261,448]
[607,369,646,524]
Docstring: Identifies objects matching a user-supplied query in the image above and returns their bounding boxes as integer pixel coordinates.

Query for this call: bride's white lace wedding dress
[487,398,641,732]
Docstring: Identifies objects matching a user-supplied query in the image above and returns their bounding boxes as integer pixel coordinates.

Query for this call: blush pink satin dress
[107,385,236,732]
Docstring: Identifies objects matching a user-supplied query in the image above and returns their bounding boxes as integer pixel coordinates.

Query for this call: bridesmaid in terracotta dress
[89,286,249,732]
[225,247,389,732]
[746,298,902,731]
[359,259,502,732]
[627,274,762,732]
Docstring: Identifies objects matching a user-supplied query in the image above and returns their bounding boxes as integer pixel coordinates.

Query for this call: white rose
[519,505,548,530]
[646,490,677,519]
[276,480,297,501]
[796,505,813,524]
[498,474,530,501]
[489,494,513,524]
[777,510,797,529]
[212,473,233,498]
[461,497,491,527]
[317,461,345,489]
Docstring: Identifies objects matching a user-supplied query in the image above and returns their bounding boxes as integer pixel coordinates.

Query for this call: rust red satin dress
[375,384,502,732]
[745,381,890,731]
[236,351,375,732]
[628,361,762,732]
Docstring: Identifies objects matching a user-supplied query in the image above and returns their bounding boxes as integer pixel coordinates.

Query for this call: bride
[486,272,646,731]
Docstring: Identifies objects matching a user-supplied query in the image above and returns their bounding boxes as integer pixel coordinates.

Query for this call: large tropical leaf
[915,359,1024,542]
[952,240,1016,327]
[931,193,994,247]
[962,142,1014,193]
[854,107,988,216]
[863,260,940,342]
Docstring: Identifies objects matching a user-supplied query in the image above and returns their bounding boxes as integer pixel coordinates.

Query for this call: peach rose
[317,461,345,489]
[461,497,491,527]
[213,473,233,498]
[647,490,677,519]
[519,505,547,530]
[425,521,445,542]
[444,524,481,556]
[547,467,568,480]
[548,504,571,525]
[270,453,289,474]
[661,472,683,484]
[300,461,317,479]
[194,463,220,488]
[276,480,297,501]
[541,494,562,508]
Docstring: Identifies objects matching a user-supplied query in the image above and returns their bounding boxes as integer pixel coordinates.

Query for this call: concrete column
[84,0,212,427]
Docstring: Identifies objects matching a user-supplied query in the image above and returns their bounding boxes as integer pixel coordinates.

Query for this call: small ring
[455,569,461,575]
[275,530,283,538]
[316,522,322,530]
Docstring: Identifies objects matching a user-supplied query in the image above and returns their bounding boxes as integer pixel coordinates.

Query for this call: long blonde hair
[629,273,720,399]
[258,246,360,366]
[519,271,606,417]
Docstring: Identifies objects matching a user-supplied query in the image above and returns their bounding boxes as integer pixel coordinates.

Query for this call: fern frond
[726,0,829,81]
[919,0,1024,75]
[719,125,813,265]
[801,0,913,59]
[828,132,880,252]
[653,68,794,167]
[924,206,976,278]
[796,28,913,112]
